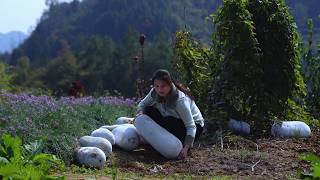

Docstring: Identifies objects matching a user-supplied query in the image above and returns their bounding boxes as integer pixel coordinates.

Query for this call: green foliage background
[173,0,318,135]
[0,0,319,136]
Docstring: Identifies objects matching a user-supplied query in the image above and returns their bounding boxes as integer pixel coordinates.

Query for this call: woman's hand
[178,145,189,160]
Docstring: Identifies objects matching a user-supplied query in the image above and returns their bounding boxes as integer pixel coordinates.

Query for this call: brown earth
[107,129,320,179]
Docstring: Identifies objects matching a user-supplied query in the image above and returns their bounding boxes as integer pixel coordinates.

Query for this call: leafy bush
[0,134,64,179]
[173,0,312,135]
[173,31,211,111]
[208,0,264,132]
[0,62,13,91]
[209,0,306,135]
[302,18,320,119]
[298,153,320,179]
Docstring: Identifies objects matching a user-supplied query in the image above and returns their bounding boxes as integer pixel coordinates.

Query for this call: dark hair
[151,69,194,100]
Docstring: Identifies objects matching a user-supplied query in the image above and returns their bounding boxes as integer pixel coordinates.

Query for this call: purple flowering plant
[0,92,137,162]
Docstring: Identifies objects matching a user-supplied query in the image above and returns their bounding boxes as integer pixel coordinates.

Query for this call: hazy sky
[0,0,72,34]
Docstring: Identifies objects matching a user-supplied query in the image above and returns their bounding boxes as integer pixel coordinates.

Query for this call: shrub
[302,18,320,119]
[298,153,320,179]
[209,0,306,135]
[173,31,211,111]
[0,134,65,179]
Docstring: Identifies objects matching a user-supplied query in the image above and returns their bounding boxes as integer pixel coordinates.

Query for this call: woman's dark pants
[144,106,203,144]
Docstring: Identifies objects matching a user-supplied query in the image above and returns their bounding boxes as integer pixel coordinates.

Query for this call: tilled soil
[109,129,320,179]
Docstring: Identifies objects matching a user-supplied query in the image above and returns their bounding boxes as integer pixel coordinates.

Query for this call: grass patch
[0,93,136,163]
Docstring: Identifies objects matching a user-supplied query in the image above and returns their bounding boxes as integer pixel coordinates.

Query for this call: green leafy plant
[0,134,65,179]
[111,160,118,180]
[302,18,320,119]
[298,153,320,179]
[173,30,211,111]
[0,62,12,92]
[209,0,263,132]
[209,0,306,135]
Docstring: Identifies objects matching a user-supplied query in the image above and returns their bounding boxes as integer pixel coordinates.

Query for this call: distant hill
[3,0,320,97]
[12,0,220,65]
[0,31,27,53]
[286,0,320,39]
[10,0,320,65]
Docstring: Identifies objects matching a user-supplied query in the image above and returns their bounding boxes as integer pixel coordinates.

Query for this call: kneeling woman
[136,69,204,159]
